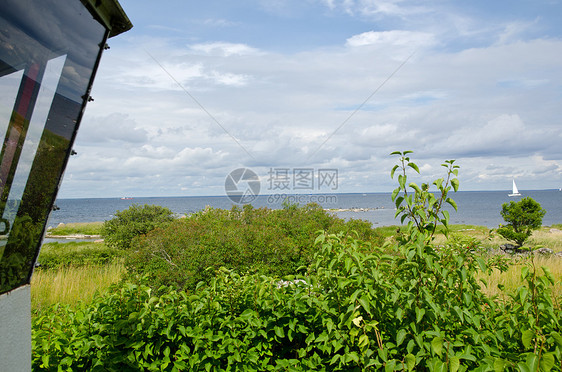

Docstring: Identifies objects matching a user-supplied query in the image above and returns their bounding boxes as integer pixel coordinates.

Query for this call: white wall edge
[0,285,31,371]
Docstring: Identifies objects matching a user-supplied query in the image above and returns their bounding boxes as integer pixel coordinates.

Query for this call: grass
[378,223,562,253]
[375,224,562,304]
[31,262,125,313]
[478,255,562,303]
[38,241,122,269]
[47,221,104,236]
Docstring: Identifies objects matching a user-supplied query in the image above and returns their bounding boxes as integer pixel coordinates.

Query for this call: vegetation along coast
[31,153,562,371]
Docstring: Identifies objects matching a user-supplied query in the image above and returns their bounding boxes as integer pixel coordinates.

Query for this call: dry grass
[31,262,125,312]
[478,255,562,303]
[427,224,562,252]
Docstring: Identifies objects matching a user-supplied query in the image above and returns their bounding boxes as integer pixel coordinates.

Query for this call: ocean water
[47,190,562,229]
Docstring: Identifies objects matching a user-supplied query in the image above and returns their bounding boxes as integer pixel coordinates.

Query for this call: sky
[58,0,562,198]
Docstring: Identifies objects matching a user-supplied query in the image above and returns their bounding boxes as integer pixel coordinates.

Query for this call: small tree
[102,204,175,250]
[497,197,546,247]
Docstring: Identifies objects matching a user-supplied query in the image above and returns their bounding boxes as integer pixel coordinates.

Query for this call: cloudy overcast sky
[59,0,562,198]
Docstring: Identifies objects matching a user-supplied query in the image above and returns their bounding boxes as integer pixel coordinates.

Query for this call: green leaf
[391,165,400,179]
[396,329,407,346]
[330,354,341,365]
[445,197,458,211]
[347,351,360,364]
[390,151,402,155]
[551,331,562,348]
[449,356,460,372]
[41,354,49,368]
[391,187,400,201]
[542,266,555,285]
[521,266,530,281]
[358,296,372,316]
[395,196,404,209]
[431,337,443,356]
[404,354,416,371]
[385,359,396,372]
[409,182,421,193]
[442,210,450,224]
[415,308,425,323]
[524,354,539,372]
[451,178,460,192]
[493,358,507,372]
[399,174,407,189]
[521,329,534,349]
[274,326,285,339]
[407,162,420,173]
[540,353,555,371]
[359,334,370,348]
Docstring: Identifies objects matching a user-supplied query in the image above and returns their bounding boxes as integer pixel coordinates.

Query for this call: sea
[47,190,562,229]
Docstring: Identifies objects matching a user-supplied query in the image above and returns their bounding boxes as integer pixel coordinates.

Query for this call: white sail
[509,179,521,197]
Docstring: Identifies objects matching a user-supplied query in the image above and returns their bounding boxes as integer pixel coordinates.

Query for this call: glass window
[0,0,108,293]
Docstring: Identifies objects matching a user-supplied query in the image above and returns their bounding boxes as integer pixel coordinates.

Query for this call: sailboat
[508,179,521,197]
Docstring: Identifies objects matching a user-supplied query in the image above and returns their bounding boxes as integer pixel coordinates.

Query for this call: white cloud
[346,30,435,48]
[189,42,261,57]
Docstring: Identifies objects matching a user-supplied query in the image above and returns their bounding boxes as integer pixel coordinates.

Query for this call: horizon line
[57,188,561,200]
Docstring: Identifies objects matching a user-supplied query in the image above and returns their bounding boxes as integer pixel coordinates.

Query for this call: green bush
[32,233,562,371]
[102,204,175,250]
[497,197,546,247]
[124,203,383,291]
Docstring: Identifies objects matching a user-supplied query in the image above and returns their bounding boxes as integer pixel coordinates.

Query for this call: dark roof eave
[82,0,133,37]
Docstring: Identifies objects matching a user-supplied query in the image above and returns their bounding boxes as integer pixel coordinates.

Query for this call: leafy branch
[390,151,459,242]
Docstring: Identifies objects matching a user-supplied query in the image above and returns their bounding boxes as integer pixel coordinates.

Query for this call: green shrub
[102,204,175,250]
[124,203,383,291]
[497,197,546,247]
[32,234,562,371]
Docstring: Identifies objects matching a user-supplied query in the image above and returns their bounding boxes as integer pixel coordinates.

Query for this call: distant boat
[508,180,521,197]
[120,197,133,200]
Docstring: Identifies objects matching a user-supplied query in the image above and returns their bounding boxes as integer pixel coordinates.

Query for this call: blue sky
[58,0,562,198]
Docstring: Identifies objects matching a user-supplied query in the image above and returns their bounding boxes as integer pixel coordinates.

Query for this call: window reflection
[0,0,108,293]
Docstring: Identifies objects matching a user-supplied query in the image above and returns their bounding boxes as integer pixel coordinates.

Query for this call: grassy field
[31,262,125,312]
[377,224,562,300]
[478,255,562,301]
[31,223,561,313]
[377,223,562,252]
[46,221,104,236]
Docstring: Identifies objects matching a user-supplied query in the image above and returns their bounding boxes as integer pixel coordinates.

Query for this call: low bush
[124,203,383,291]
[32,231,562,371]
[102,204,175,250]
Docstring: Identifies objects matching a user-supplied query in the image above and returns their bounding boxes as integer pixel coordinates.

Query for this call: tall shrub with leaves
[497,197,546,247]
[102,204,175,250]
[124,203,382,291]
[390,150,459,243]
